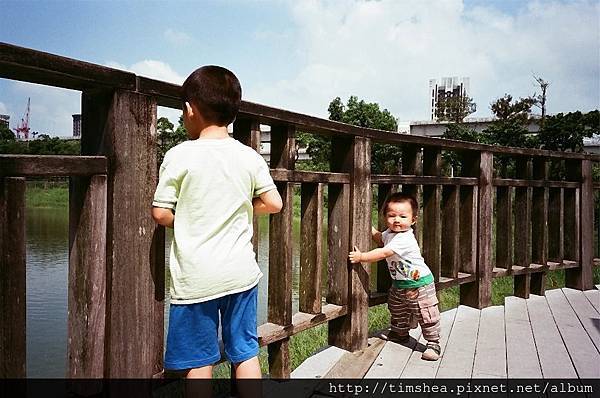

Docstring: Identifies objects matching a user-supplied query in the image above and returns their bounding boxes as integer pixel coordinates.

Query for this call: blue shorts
[164,286,259,370]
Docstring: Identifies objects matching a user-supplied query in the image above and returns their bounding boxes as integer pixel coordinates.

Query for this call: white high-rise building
[429,77,470,120]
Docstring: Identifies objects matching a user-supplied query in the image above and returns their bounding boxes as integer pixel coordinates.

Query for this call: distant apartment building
[429,77,470,120]
[0,114,9,128]
[72,114,81,137]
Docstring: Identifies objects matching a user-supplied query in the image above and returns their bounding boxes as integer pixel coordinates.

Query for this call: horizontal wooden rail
[3,41,600,161]
[0,155,108,177]
[257,304,347,346]
[593,183,600,190]
[372,175,478,185]
[493,178,580,188]
[493,260,579,278]
[270,169,350,184]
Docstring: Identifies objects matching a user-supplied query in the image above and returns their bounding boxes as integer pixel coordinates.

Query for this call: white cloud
[105,60,185,85]
[0,102,8,115]
[11,82,79,137]
[250,0,599,122]
[164,28,193,46]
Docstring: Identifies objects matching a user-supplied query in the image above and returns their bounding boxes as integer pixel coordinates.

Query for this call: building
[399,117,540,138]
[429,76,470,120]
[72,114,81,137]
[0,114,9,128]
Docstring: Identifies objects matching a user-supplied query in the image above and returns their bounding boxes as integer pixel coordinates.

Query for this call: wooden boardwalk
[292,287,600,379]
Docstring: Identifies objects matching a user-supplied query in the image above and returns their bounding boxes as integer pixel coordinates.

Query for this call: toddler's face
[385,201,415,233]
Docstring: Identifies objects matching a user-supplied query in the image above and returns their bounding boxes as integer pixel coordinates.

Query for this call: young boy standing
[349,192,442,361]
[152,66,282,379]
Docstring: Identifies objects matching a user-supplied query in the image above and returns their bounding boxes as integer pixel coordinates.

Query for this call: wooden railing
[1,42,598,380]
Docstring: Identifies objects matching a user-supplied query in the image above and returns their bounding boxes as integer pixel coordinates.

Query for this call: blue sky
[1,0,598,136]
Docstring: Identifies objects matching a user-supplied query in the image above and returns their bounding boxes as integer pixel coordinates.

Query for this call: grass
[25,180,69,208]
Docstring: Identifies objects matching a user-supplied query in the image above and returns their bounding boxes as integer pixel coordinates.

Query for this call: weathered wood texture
[460,152,493,308]
[233,118,262,257]
[92,90,164,378]
[514,158,533,299]
[300,183,324,314]
[441,185,460,278]
[327,137,352,348]
[0,178,26,378]
[436,305,480,378]
[471,306,506,378]
[68,175,107,378]
[531,158,549,295]
[346,137,372,351]
[324,337,385,378]
[562,288,600,352]
[401,145,422,243]
[548,188,564,263]
[526,294,577,378]
[546,289,600,378]
[376,184,392,293]
[0,155,107,177]
[566,160,594,290]
[422,148,442,281]
[458,154,478,276]
[267,125,295,378]
[495,186,513,270]
[505,296,542,378]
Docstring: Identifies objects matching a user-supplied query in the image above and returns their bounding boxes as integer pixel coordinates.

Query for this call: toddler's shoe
[421,342,441,361]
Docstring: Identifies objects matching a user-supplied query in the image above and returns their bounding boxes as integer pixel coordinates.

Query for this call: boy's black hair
[382,192,418,216]
[181,65,242,127]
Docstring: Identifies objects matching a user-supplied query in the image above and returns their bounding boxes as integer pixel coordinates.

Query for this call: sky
[0,0,598,137]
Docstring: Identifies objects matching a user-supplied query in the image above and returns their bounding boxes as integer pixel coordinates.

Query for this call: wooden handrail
[0,155,107,177]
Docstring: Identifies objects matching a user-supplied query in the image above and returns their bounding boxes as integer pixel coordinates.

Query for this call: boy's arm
[253,189,283,215]
[372,226,384,247]
[151,207,174,228]
[349,246,394,263]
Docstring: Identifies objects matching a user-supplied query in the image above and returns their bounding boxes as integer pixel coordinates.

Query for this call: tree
[532,75,549,129]
[484,94,537,147]
[537,110,599,152]
[157,116,187,164]
[297,96,401,173]
[436,94,477,123]
[0,124,15,141]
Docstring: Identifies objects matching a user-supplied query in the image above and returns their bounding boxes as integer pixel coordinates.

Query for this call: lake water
[24,206,311,377]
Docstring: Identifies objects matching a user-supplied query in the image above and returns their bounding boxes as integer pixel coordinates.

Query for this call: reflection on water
[26,207,313,377]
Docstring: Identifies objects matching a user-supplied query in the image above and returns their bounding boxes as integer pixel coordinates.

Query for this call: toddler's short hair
[382,192,418,216]
[181,65,242,126]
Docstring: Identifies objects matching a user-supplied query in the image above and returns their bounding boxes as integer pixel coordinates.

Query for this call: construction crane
[15,98,31,140]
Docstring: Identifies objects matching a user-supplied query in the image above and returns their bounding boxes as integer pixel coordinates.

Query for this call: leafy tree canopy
[537,110,600,152]
[0,123,16,141]
[436,94,477,123]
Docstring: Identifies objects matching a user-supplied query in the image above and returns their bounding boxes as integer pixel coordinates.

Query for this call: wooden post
[68,175,107,378]
[267,124,295,378]
[460,152,493,309]
[233,118,262,256]
[328,136,371,352]
[531,158,549,295]
[300,183,323,314]
[566,159,594,290]
[0,177,26,378]
[422,148,442,281]
[327,137,351,349]
[514,158,533,299]
[81,90,164,377]
[376,184,392,293]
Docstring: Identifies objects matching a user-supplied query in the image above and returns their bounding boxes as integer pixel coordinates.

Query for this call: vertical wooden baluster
[376,184,392,294]
[233,118,262,257]
[0,177,26,378]
[300,182,323,314]
[566,159,593,290]
[422,147,442,282]
[514,158,533,298]
[441,184,460,278]
[267,124,295,378]
[495,185,513,271]
[68,175,107,379]
[460,152,493,309]
[531,158,549,295]
[459,152,478,278]
[401,145,422,243]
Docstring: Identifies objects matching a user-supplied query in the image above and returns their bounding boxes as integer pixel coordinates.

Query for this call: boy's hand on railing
[349,246,362,263]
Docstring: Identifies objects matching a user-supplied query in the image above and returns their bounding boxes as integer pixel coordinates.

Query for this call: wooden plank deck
[292,288,600,380]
